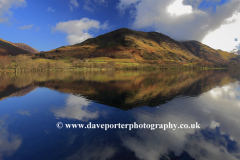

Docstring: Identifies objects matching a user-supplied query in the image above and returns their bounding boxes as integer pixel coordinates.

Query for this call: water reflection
[0,70,239,109]
[66,143,117,160]
[52,95,100,121]
[121,81,240,159]
[0,70,240,160]
[0,118,22,160]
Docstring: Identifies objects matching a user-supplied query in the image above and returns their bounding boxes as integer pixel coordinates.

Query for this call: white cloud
[18,24,34,30]
[69,5,73,11]
[167,0,192,16]
[67,33,92,45]
[101,20,109,30]
[83,5,94,12]
[0,0,26,22]
[52,18,109,45]
[117,0,240,52]
[47,7,55,12]
[69,0,79,11]
[94,0,108,6]
[202,13,240,52]
[210,120,220,129]
[117,0,140,15]
[70,0,79,7]
[83,0,108,12]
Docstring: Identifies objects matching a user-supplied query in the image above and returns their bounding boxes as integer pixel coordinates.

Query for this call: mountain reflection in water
[0,70,239,160]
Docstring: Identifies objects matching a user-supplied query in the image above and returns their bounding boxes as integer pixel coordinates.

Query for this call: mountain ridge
[0,38,30,56]
[14,43,39,53]
[40,28,200,64]
[2,28,239,68]
[38,28,238,67]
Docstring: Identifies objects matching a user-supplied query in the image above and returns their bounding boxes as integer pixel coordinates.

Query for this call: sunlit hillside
[35,28,239,67]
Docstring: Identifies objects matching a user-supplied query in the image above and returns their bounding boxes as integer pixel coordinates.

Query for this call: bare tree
[0,56,11,71]
[47,62,54,70]
[38,62,47,71]
[32,62,39,70]
[14,55,32,72]
[55,61,66,70]
[93,62,100,69]
[107,61,115,67]
[71,59,82,67]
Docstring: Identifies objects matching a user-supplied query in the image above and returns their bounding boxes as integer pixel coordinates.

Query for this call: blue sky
[0,0,239,52]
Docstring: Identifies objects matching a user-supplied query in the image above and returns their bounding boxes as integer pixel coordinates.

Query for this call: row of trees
[0,55,68,72]
[71,58,115,70]
[0,55,117,72]
[0,56,10,71]
[1,55,236,72]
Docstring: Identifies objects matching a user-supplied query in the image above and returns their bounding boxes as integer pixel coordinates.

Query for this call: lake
[0,70,240,160]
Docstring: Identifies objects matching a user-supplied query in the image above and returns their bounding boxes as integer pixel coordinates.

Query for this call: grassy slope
[36,28,238,66]
[0,38,30,56]
[182,40,238,63]
[39,28,199,65]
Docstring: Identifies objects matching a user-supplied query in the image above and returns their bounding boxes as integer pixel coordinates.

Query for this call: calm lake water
[0,70,240,160]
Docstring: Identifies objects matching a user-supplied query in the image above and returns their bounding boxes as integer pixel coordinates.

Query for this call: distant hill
[14,43,39,53]
[181,40,237,64]
[0,38,30,56]
[36,28,240,66]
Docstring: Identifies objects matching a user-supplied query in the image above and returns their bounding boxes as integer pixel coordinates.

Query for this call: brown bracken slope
[37,28,240,66]
[0,38,30,56]
[14,43,39,53]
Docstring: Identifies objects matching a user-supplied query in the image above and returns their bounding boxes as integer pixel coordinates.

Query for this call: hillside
[35,28,239,67]
[0,38,30,56]
[181,40,238,63]
[14,43,39,53]
[37,28,198,64]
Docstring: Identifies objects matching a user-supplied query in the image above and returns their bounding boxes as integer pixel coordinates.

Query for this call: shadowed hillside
[182,40,240,65]
[0,38,30,56]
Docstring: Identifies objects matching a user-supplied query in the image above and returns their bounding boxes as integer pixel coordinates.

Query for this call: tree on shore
[71,59,82,67]
[55,61,66,70]
[47,62,54,70]
[13,55,33,71]
[0,56,11,71]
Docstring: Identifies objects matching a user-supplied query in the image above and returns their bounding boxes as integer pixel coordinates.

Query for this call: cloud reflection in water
[120,82,240,160]
[0,119,22,160]
[52,94,101,122]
